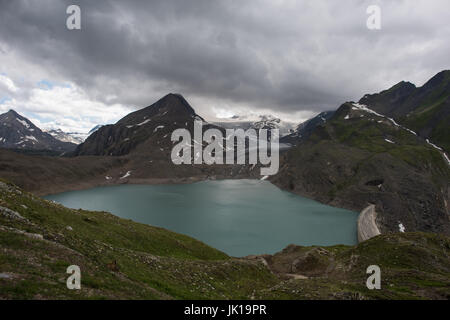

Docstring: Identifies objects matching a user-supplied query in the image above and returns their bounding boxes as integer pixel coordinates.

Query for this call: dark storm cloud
[0,0,449,120]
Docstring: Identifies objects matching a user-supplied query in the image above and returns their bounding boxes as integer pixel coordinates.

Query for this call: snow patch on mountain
[426,139,443,151]
[214,115,296,137]
[120,171,132,179]
[137,119,151,126]
[16,118,30,129]
[25,135,38,142]
[353,103,449,166]
[352,103,418,136]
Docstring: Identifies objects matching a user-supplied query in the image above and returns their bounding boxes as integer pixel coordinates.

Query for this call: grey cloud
[0,0,449,120]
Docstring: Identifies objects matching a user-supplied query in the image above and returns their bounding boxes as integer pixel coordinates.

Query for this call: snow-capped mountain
[0,109,76,152]
[213,115,296,137]
[45,129,87,145]
[45,124,106,145]
[74,93,212,156]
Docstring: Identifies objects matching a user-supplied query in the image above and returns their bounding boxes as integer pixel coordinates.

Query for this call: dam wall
[357,204,381,243]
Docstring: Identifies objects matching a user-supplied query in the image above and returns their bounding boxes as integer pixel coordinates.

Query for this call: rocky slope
[272,102,450,235]
[359,70,450,151]
[0,110,76,153]
[69,93,261,186]
[1,180,449,300]
[0,148,129,196]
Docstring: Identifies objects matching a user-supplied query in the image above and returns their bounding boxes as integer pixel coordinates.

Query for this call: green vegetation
[358,70,450,152]
[330,104,449,175]
[402,101,450,152]
[0,179,280,299]
[399,71,450,151]
[1,179,450,299]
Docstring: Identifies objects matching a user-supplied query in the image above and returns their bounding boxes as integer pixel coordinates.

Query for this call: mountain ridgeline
[359,70,450,151]
[0,71,449,237]
[280,111,335,145]
[0,110,76,153]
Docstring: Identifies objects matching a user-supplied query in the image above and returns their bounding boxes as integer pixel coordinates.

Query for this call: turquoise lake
[45,179,358,257]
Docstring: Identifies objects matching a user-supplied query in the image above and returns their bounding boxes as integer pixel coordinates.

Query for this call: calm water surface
[45,180,358,257]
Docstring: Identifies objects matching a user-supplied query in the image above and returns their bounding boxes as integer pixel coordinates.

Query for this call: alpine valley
[0,71,449,300]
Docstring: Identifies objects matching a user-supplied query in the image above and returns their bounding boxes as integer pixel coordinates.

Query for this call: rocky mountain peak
[117,93,201,126]
[1,109,29,123]
[355,70,450,151]
[0,109,76,153]
[421,70,450,90]
[5,109,19,116]
[74,93,207,156]
[390,80,416,91]
[358,81,417,113]
[0,109,37,131]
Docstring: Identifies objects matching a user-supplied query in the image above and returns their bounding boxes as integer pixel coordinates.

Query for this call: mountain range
[45,129,88,145]
[0,110,76,154]
[0,71,449,236]
[272,101,449,235]
[0,70,449,300]
[359,70,450,151]
[213,115,296,137]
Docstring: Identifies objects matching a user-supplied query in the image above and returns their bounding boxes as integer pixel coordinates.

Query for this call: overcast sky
[0,0,449,133]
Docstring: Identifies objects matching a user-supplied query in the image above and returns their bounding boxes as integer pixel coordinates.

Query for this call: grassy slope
[330,104,448,175]
[360,70,450,152]
[0,179,276,299]
[1,180,450,300]
[401,97,450,152]
[379,71,450,151]
[263,232,450,300]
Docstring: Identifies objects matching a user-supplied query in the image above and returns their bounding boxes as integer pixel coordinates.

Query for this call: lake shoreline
[36,173,363,214]
[37,174,368,233]
[45,180,359,256]
[35,175,247,197]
